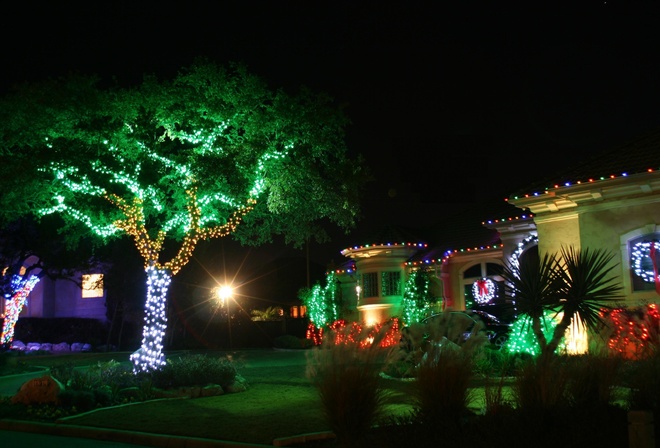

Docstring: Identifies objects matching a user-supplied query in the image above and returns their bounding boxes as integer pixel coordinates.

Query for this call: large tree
[0,60,368,371]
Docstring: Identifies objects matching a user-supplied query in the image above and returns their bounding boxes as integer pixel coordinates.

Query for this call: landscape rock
[11,375,65,405]
[225,375,248,393]
[201,384,225,397]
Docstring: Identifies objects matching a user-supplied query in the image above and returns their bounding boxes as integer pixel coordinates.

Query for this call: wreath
[631,240,660,283]
[472,278,496,304]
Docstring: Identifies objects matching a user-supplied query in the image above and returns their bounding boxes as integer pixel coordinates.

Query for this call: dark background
[3,1,660,309]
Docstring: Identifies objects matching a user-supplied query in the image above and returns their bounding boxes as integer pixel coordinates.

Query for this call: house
[0,257,107,325]
[333,126,660,348]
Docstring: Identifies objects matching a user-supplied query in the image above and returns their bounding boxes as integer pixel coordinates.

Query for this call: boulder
[201,384,224,397]
[225,375,249,393]
[11,375,65,405]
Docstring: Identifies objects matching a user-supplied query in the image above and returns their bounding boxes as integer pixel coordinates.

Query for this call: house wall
[510,171,660,308]
[22,275,107,321]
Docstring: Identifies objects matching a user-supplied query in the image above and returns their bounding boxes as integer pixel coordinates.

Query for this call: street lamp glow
[216,285,234,305]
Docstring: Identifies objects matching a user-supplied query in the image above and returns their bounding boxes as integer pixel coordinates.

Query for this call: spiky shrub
[623,347,660,412]
[510,355,571,414]
[412,342,476,425]
[306,325,391,447]
[564,354,624,409]
[482,374,514,418]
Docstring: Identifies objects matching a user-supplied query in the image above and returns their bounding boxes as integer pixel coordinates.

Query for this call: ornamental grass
[305,324,392,448]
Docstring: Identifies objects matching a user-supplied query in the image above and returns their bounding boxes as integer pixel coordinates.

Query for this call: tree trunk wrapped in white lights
[131,266,171,371]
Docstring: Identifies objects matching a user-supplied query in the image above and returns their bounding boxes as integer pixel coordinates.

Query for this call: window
[82,274,104,298]
[381,271,401,296]
[290,305,306,318]
[361,272,378,298]
[629,234,660,292]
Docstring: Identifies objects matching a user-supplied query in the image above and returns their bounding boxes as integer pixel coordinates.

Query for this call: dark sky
[4,1,660,271]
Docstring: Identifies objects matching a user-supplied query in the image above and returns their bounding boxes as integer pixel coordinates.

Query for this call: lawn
[0,349,418,446]
[0,349,634,447]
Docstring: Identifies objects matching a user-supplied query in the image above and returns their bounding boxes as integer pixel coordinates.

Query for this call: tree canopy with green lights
[0,60,369,371]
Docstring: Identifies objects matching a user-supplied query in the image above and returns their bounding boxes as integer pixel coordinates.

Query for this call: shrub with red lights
[306,318,400,348]
[602,303,660,359]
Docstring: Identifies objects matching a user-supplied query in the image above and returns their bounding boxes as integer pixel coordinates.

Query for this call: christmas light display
[1,275,40,345]
[505,310,565,356]
[507,167,657,199]
[38,115,282,372]
[472,278,496,304]
[3,63,360,373]
[314,318,400,348]
[510,233,538,272]
[401,269,433,325]
[604,304,660,359]
[630,240,660,285]
[302,271,340,332]
[130,266,172,372]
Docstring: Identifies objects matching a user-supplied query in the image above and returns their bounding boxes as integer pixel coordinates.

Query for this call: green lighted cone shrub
[306,324,392,448]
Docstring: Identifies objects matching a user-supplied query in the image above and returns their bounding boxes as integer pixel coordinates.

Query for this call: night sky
[3,2,660,283]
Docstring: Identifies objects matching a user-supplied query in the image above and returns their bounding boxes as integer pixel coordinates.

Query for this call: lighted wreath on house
[472,278,496,304]
[631,240,660,283]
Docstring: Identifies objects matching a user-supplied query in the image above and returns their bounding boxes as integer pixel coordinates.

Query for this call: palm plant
[500,252,564,355]
[250,306,283,321]
[502,245,623,359]
[547,246,624,356]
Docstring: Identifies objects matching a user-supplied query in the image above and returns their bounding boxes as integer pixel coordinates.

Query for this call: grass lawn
[0,349,418,445]
[0,349,634,447]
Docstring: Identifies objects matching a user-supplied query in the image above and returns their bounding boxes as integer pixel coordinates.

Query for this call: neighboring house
[335,126,660,341]
[0,256,107,322]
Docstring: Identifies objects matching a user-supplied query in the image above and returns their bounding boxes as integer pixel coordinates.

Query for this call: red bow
[651,243,660,295]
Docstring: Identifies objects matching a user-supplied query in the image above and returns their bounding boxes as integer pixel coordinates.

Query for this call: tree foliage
[0,59,369,370]
[0,59,369,267]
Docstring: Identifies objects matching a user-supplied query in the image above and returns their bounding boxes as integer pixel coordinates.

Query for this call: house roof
[342,127,660,267]
[509,126,660,199]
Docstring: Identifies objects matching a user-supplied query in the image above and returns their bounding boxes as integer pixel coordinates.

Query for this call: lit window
[82,274,104,298]
[381,271,401,296]
[361,272,378,298]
